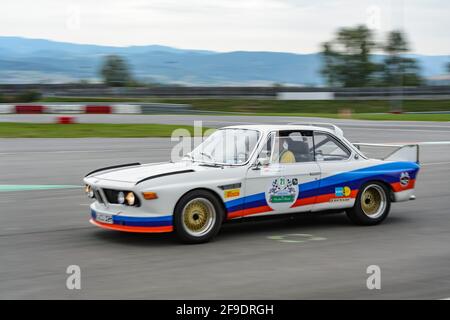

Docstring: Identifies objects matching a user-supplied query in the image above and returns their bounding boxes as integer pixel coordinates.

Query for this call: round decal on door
[266,176,299,210]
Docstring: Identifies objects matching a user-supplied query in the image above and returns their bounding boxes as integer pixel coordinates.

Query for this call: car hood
[91,162,197,184]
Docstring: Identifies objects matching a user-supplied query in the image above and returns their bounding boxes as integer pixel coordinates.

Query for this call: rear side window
[313,132,351,161]
[270,130,315,163]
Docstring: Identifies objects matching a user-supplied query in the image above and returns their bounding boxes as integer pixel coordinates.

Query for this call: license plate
[96,213,113,224]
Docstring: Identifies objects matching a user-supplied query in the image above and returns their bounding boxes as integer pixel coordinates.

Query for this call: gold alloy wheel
[182,198,216,237]
[361,184,387,219]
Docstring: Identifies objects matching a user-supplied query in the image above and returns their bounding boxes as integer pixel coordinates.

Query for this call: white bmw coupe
[84,123,420,243]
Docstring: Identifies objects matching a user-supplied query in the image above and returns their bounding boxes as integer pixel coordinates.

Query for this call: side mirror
[257,157,270,166]
[182,152,193,161]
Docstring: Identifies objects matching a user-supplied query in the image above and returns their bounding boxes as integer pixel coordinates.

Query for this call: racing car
[84,123,420,243]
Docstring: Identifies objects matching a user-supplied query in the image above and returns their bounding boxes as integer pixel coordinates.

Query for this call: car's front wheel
[346,182,391,225]
[173,190,224,243]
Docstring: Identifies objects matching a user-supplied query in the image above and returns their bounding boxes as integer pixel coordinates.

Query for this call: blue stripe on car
[91,209,172,227]
[225,161,420,214]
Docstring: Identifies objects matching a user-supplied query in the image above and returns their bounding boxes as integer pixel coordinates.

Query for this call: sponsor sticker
[271,194,295,203]
[329,198,351,203]
[224,188,240,198]
[266,176,299,210]
[335,186,351,197]
[400,172,410,187]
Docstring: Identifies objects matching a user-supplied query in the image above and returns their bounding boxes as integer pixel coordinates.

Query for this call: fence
[1,84,450,100]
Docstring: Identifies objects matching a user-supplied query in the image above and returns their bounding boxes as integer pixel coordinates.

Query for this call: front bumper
[90,209,173,233]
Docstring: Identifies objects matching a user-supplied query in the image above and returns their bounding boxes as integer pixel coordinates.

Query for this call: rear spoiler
[353,141,450,164]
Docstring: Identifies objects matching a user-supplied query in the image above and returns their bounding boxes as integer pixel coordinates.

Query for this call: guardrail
[2,85,450,99]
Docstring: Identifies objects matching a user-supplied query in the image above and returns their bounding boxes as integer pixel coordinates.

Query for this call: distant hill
[0,36,448,85]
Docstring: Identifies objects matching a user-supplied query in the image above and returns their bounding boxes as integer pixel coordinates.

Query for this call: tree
[100,55,132,87]
[320,42,340,86]
[380,31,422,87]
[321,25,380,87]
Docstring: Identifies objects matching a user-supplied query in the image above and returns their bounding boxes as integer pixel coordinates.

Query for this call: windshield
[188,129,260,165]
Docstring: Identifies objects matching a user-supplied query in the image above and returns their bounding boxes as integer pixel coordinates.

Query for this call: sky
[0,0,449,55]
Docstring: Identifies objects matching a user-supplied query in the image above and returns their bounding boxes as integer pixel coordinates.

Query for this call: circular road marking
[267,233,327,243]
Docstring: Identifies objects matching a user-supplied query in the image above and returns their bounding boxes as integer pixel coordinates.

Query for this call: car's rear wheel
[173,190,224,243]
[346,182,391,225]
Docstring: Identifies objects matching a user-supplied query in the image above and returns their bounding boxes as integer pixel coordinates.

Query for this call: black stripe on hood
[135,169,195,185]
[85,163,141,177]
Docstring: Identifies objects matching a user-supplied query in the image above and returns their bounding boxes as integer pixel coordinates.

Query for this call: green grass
[0,115,447,139]
[0,123,210,138]
[39,97,450,121]
[41,96,450,113]
[157,99,450,114]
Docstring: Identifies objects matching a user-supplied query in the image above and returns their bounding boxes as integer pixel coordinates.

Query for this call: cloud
[0,0,448,54]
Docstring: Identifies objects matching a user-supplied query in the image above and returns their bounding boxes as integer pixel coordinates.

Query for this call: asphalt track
[1,116,450,299]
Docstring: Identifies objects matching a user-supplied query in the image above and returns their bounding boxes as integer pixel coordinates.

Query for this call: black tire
[173,190,224,244]
[346,182,391,226]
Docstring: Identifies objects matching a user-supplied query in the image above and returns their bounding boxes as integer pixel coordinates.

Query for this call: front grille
[93,189,104,203]
[103,189,120,203]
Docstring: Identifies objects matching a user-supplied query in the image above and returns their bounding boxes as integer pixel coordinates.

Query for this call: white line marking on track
[422,161,450,166]
[336,123,450,129]
[0,195,84,203]
[0,148,171,155]
[344,127,450,133]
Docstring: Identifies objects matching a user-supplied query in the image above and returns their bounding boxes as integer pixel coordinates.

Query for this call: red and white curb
[0,104,14,114]
[0,103,143,114]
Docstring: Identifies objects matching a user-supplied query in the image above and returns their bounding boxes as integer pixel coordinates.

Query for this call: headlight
[117,191,125,204]
[125,192,135,206]
[85,185,94,198]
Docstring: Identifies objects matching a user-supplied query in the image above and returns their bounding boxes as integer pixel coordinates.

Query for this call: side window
[270,130,315,163]
[313,132,351,161]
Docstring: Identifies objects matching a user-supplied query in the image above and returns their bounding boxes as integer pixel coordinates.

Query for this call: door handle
[309,172,321,176]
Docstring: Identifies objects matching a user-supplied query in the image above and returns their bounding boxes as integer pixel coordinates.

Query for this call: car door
[241,130,322,218]
[312,130,357,211]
